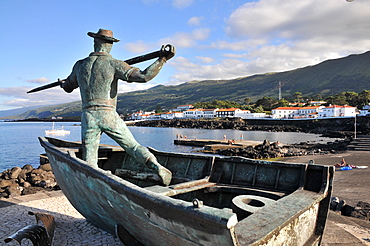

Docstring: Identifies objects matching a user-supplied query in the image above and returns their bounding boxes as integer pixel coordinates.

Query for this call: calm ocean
[0,121,339,172]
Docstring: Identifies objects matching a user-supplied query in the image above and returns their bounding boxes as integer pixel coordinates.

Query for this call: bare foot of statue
[157,166,172,186]
[147,159,172,186]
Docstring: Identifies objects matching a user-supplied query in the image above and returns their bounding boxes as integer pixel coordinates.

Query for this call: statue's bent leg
[103,112,172,185]
[81,111,102,167]
[132,145,172,186]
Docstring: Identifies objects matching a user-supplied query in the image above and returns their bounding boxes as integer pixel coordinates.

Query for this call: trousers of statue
[81,108,156,167]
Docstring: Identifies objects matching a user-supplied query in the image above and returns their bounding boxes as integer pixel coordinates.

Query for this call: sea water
[0,121,339,172]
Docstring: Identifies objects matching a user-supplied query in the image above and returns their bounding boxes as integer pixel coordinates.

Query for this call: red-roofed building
[234,109,267,119]
[318,105,356,118]
[307,101,327,105]
[272,106,333,119]
[202,109,218,118]
[160,111,184,119]
[215,108,242,118]
[298,106,324,118]
[183,108,217,118]
[271,107,300,119]
[173,104,194,112]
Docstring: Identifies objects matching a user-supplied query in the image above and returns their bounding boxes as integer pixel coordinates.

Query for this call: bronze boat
[39,137,333,245]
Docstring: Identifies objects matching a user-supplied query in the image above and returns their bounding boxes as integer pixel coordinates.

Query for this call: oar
[27,45,172,93]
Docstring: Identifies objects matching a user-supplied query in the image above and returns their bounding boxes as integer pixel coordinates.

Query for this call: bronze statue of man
[61,29,175,185]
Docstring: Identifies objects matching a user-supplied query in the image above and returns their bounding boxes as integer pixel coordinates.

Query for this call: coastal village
[130,101,363,121]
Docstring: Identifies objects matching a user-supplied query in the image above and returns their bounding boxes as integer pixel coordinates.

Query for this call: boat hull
[39,137,333,246]
[41,138,236,245]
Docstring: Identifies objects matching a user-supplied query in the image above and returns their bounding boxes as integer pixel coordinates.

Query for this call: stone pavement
[0,191,122,246]
[1,190,369,246]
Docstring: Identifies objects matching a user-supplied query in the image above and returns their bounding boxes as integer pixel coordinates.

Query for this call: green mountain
[6,102,82,120]
[6,50,370,119]
[120,50,370,111]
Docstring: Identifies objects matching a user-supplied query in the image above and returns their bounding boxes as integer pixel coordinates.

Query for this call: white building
[160,112,184,119]
[272,105,356,119]
[307,101,327,106]
[138,113,152,120]
[234,110,267,119]
[234,109,250,118]
[297,106,323,118]
[215,108,243,118]
[130,110,155,120]
[130,110,143,120]
[201,109,217,118]
[151,113,162,120]
[173,104,194,112]
[182,108,266,119]
[241,112,267,119]
[271,107,300,119]
[183,109,203,118]
[183,108,217,118]
[359,104,370,116]
[318,105,356,118]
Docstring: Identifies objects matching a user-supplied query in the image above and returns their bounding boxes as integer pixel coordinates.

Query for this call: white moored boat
[45,122,70,135]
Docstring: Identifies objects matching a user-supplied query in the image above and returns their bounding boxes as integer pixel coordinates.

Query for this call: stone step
[347,147,370,151]
[348,144,370,148]
[347,137,370,151]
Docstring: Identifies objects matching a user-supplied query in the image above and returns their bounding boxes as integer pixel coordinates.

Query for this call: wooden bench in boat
[144,180,287,200]
[144,178,216,196]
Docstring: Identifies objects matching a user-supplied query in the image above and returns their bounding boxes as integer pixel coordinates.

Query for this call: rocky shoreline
[204,138,350,159]
[0,155,59,198]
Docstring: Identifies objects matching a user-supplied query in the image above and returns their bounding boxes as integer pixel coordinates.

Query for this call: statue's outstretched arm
[128,45,175,83]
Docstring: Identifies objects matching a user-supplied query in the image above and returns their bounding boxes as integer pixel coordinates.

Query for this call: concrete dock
[174,138,262,151]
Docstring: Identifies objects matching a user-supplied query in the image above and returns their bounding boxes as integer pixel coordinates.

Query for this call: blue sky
[1,0,370,111]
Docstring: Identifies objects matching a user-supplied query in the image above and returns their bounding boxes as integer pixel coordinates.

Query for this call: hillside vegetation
[6,50,370,119]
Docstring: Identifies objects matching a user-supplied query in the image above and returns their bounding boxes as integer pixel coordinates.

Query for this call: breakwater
[132,117,370,138]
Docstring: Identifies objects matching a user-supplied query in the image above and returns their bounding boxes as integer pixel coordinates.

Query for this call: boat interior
[45,137,330,221]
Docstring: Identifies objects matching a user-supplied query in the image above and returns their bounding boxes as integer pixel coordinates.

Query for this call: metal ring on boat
[231,195,276,219]
[192,198,203,208]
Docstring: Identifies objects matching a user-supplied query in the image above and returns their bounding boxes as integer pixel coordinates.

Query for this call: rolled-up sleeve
[62,62,80,93]
[114,60,139,82]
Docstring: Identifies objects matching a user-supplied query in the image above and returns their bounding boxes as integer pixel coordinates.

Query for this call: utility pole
[278,81,282,100]
[354,113,357,139]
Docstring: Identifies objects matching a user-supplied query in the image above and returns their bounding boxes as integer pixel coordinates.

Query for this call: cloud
[0,86,80,108]
[118,83,154,94]
[164,0,370,86]
[209,39,267,52]
[225,0,370,43]
[123,40,153,54]
[0,82,157,109]
[159,28,210,48]
[221,0,370,70]
[26,77,50,84]
[172,0,193,9]
[123,27,211,55]
[169,56,245,83]
[187,16,204,26]
[196,56,214,64]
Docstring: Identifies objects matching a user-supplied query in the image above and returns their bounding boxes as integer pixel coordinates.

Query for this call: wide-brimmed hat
[87,29,120,42]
